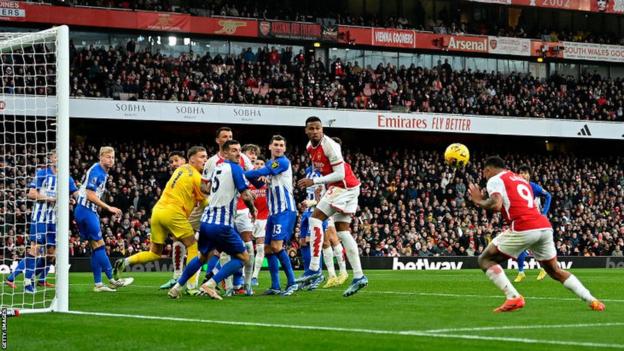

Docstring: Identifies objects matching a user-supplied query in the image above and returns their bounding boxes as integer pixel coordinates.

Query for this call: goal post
[0,25,69,314]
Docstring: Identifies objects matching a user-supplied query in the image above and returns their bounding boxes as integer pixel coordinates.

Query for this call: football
[444,143,470,167]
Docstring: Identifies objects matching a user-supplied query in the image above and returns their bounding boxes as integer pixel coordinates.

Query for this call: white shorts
[492,228,556,261]
[317,186,359,224]
[235,208,254,233]
[253,219,267,239]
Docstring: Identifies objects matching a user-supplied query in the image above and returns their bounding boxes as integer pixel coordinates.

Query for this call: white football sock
[333,243,347,275]
[172,241,186,279]
[308,217,324,272]
[322,247,336,278]
[244,241,254,286]
[253,243,264,279]
[486,265,520,299]
[563,274,596,303]
[220,252,232,290]
[336,231,363,279]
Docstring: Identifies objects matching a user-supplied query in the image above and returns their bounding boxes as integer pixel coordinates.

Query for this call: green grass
[6,269,624,351]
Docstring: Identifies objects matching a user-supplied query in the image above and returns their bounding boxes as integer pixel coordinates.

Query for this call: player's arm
[85,171,121,215]
[233,165,256,220]
[86,190,121,215]
[532,182,552,215]
[27,171,55,202]
[469,182,503,211]
[200,158,216,195]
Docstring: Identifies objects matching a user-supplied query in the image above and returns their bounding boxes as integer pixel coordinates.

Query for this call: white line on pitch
[425,322,624,334]
[68,283,624,303]
[65,310,624,349]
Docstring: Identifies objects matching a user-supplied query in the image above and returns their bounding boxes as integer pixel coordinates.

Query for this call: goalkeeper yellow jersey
[154,164,206,217]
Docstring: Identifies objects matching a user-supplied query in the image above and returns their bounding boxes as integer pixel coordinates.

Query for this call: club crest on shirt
[271,161,279,169]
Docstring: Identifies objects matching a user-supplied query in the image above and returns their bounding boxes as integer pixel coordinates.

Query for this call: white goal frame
[0,25,69,314]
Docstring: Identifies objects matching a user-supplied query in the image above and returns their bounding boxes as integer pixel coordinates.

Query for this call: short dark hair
[484,156,505,169]
[223,139,240,151]
[216,126,232,138]
[518,164,531,175]
[241,144,260,154]
[168,151,185,160]
[270,134,286,144]
[256,154,266,162]
[331,137,342,146]
[187,146,206,159]
[305,116,322,126]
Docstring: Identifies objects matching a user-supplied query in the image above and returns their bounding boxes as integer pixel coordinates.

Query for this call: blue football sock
[206,255,220,272]
[24,254,37,282]
[233,268,244,287]
[301,245,311,276]
[178,256,203,286]
[36,257,52,282]
[8,258,27,281]
[212,258,244,284]
[267,253,281,290]
[277,249,296,286]
[517,251,528,273]
[93,246,113,280]
[90,251,102,284]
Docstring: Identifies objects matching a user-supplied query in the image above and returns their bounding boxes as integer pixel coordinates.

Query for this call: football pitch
[8,269,624,351]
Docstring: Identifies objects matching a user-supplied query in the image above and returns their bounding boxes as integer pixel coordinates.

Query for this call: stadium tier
[1,2,624,349]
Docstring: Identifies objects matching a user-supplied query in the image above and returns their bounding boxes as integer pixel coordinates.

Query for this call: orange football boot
[494,296,525,312]
[590,300,605,311]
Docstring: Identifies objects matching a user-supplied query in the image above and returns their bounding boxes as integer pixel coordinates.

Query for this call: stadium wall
[2,96,623,140]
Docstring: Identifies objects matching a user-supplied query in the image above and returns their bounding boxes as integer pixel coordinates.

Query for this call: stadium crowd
[31,0,624,45]
[68,44,624,121]
[8,138,622,260]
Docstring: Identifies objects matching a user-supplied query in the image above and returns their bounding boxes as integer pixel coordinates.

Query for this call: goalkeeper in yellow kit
[113,146,208,291]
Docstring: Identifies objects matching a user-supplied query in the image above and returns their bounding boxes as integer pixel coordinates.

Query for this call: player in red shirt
[469,156,604,312]
[296,116,367,297]
[250,155,269,287]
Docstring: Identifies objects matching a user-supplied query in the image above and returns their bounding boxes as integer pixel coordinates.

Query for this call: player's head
[242,143,260,162]
[482,155,505,180]
[518,164,531,182]
[254,155,266,170]
[215,127,233,150]
[187,146,207,171]
[222,140,241,162]
[269,135,286,158]
[47,149,57,164]
[305,116,323,144]
[99,146,115,169]
[168,151,186,171]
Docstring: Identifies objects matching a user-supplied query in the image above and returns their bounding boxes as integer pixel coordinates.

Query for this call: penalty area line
[65,310,624,349]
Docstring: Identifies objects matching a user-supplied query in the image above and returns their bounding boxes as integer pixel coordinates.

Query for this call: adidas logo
[577,124,592,136]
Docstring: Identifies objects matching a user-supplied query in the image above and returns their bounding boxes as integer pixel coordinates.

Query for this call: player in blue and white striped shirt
[74,146,134,292]
[245,135,299,296]
[5,150,79,293]
[168,140,255,300]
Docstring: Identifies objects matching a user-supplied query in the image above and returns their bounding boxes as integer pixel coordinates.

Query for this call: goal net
[0,26,69,314]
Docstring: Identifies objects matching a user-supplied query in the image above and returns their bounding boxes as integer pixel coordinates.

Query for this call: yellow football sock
[128,251,161,265]
[186,243,199,288]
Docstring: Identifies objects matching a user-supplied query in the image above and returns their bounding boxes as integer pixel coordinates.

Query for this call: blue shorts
[74,205,102,241]
[198,222,246,256]
[265,211,297,245]
[299,211,329,239]
[29,222,56,246]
